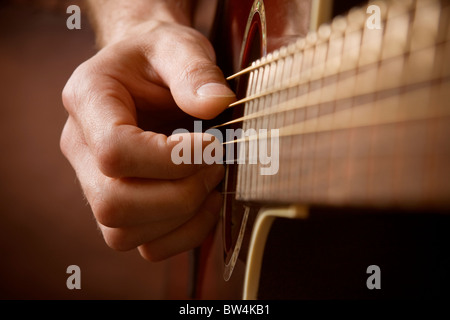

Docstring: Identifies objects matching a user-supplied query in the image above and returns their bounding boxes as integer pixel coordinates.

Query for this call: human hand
[60,20,236,261]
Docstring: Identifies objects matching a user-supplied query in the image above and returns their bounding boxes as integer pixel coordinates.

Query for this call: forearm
[86,0,194,47]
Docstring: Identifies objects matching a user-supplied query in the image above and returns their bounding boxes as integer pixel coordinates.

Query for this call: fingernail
[196,83,235,98]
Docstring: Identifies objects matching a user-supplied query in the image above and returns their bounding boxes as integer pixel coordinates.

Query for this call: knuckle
[90,184,123,228]
[61,62,90,113]
[90,193,113,226]
[178,58,218,85]
[61,84,75,112]
[138,245,167,262]
[93,135,124,178]
[59,122,72,158]
[61,73,79,110]
[102,228,135,252]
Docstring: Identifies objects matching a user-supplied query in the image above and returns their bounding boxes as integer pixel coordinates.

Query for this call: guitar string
[220,76,450,146]
[227,35,367,109]
[213,68,449,133]
[218,1,445,198]
[213,1,446,130]
[224,0,418,82]
[212,37,448,130]
[227,32,363,109]
[217,79,450,196]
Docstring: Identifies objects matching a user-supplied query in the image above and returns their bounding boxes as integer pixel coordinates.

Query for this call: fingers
[99,190,222,253]
[61,118,225,228]
[62,24,234,179]
[143,24,236,119]
[137,191,223,262]
[62,115,224,259]
[91,164,224,228]
[60,22,232,262]
[98,215,187,252]
[62,72,217,180]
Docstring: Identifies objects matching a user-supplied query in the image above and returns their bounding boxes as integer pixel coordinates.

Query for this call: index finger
[62,62,209,180]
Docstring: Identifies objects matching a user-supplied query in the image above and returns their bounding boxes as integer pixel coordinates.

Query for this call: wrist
[88,0,193,48]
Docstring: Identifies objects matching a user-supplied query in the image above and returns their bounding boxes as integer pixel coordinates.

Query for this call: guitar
[192,0,450,299]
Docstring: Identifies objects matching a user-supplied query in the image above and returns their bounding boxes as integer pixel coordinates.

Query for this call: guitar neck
[229,0,450,210]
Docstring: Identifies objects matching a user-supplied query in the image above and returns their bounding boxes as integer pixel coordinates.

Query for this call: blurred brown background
[0,0,188,300]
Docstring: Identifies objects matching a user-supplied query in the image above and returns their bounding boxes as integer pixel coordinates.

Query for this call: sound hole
[222,9,263,279]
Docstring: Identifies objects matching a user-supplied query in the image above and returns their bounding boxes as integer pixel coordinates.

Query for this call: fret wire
[312,16,343,202]
[277,47,295,199]
[220,76,450,146]
[228,43,349,108]
[254,57,272,198]
[225,1,417,82]
[318,14,345,202]
[222,111,450,147]
[241,61,258,199]
[352,1,386,203]
[227,32,445,111]
[227,0,450,206]
[227,34,308,82]
[225,1,446,112]
[348,5,382,202]
[263,53,279,198]
[210,50,449,132]
[226,49,290,81]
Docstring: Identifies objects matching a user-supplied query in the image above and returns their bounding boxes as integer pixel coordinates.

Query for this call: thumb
[154,28,236,120]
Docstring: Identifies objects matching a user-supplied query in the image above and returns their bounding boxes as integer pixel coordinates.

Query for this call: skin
[60,0,236,261]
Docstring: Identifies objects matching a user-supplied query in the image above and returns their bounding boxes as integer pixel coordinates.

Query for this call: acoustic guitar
[190,0,450,299]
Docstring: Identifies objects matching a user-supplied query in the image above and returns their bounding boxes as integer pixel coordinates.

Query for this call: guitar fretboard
[230,0,450,209]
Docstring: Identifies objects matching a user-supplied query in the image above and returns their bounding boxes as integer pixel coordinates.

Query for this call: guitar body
[195,0,316,299]
[195,0,450,299]
[195,0,303,300]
